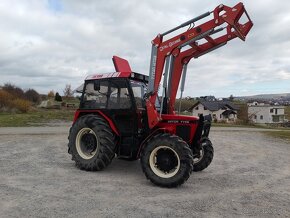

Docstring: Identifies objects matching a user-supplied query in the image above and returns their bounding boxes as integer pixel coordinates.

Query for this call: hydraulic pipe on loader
[178,64,188,114]
[161,12,212,36]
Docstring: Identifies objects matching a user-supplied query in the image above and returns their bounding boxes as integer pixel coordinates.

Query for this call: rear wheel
[140,133,193,188]
[68,114,116,171]
[192,138,214,172]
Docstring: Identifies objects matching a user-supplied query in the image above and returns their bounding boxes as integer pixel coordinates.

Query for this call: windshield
[130,80,160,110]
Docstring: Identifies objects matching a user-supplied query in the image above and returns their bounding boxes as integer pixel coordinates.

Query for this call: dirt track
[0,127,289,217]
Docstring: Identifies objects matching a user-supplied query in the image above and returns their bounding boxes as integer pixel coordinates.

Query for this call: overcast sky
[0,0,289,97]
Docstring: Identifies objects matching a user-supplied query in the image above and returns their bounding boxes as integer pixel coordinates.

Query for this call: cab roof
[85,56,148,82]
[85,72,131,80]
[85,72,149,83]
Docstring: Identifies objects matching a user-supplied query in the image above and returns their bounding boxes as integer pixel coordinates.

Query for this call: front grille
[176,125,191,142]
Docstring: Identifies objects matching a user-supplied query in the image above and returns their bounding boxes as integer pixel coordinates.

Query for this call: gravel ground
[0,127,289,217]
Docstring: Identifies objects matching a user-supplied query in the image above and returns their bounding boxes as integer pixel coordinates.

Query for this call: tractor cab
[77,71,151,159]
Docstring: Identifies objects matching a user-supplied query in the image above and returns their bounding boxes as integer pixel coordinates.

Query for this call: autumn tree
[47,90,55,98]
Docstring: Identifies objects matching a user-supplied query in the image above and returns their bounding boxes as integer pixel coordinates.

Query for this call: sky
[0,0,289,98]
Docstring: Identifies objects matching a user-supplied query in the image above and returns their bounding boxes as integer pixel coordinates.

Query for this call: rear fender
[73,109,120,136]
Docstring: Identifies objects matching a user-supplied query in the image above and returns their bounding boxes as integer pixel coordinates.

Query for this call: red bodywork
[112,56,132,72]
[157,114,199,144]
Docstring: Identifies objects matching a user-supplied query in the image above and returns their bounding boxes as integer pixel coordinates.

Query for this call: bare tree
[63,84,73,98]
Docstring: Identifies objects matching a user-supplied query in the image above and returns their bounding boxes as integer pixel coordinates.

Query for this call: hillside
[235,93,290,100]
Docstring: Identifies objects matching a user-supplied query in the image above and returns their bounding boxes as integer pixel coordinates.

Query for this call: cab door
[104,78,138,157]
[106,79,136,135]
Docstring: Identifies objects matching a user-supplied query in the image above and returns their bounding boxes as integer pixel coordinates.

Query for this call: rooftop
[189,101,239,111]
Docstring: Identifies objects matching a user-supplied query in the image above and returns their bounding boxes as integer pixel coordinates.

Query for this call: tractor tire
[140,133,193,188]
[68,114,116,171]
[192,138,214,172]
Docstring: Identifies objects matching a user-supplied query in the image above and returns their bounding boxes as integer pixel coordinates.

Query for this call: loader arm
[168,17,251,114]
[146,2,253,128]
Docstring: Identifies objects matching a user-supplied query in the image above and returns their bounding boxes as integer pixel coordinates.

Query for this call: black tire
[140,133,193,188]
[192,138,214,172]
[68,114,116,171]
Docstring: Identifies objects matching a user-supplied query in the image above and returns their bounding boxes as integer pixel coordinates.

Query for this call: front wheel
[192,138,214,172]
[140,133,193,188]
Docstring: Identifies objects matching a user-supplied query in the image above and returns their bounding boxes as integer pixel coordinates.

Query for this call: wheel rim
[76,128,99,160]
[149,146,181,178]
[193,146,204,164]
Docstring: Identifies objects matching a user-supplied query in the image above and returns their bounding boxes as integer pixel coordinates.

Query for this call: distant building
[248,102,285,124]
[189,101,239,122]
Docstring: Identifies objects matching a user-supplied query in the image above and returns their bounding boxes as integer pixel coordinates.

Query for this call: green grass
[211,122,256,128]
[0,109,75,127]
[263,131,290,141]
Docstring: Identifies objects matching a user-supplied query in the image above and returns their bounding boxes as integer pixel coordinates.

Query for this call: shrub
[0,90,14,108]
[2,83,25,99]
[11,99,31,113]
[55,92,62,102]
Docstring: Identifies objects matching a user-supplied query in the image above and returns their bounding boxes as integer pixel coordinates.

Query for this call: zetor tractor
[68,2,253,187]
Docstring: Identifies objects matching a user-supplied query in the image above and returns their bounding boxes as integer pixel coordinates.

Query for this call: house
[189,101,239,122]
[248,102,285,124]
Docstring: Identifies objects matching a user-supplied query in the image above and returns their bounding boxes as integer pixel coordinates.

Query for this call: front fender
[137,128,170,158]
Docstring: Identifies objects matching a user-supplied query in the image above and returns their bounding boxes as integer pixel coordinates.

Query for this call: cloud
[0,0,289,97]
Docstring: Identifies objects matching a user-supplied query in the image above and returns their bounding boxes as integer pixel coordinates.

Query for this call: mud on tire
[140,133,193,188]
[68,114,116,171]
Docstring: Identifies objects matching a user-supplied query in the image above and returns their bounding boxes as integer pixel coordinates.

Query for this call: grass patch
[211,123,256,128]
[263,131,290,141]
[0,109,75,127]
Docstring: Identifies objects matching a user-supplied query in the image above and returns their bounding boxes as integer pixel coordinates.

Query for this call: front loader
[68,2,253,187]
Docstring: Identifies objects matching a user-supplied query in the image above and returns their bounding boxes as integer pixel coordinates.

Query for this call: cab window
[108,80,132,109]
[130,80,146,108]
[81,80,109,109]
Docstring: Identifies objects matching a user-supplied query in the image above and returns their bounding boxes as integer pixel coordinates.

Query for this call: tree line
[0,83,73,113]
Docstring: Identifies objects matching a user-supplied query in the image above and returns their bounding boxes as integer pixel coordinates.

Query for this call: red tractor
[68,2,253,187]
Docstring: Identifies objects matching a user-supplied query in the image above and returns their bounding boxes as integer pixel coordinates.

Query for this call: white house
[190,101,238,122]
[248,103,285,124]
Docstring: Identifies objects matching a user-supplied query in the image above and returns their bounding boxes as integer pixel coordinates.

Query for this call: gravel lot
[0,126,289,217]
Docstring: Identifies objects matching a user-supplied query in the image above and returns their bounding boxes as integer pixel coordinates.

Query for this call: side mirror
[94,81,100,91]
